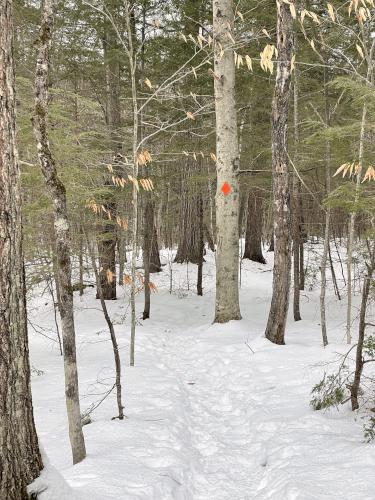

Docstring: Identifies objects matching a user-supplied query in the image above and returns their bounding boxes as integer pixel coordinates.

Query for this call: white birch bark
[213,0,241,323]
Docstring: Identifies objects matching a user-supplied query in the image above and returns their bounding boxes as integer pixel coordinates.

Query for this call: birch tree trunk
[213,0,241,323]
[124,0,139,366]
[264,0,294,344]
[32,0,86,464]
[0,1,43,496]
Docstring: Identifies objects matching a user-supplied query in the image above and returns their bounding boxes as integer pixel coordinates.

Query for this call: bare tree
[264,0,294,344]
[32,0,86,464]
[0,0,43,496]
[213,0,241,323]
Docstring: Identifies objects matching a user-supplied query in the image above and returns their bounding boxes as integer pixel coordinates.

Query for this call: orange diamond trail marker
[221,182,231,196]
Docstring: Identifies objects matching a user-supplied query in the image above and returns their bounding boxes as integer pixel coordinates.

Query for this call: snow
[28,246,375,499]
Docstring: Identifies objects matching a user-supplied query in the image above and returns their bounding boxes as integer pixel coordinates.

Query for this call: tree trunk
[292,181,302,322]
[97,226,117,300]
[87,239,124,420]
[32,0,86,464]
[350,242,375,410]
[0,1,43,496]
[96,11,123,301]
[125,0,139,367]
[174,161,204,265]
[143,200,152,319]
[243,193,266,264]
[292,43,301,322]
[299,237,305,290]
[320,66,331,346]
[264,0,294,345]
[117,230,127,285]
[78,227,84,297]
[268,235,274,252]
[213,0,241,323]
[149,211,161,273]
[197,192,204,296]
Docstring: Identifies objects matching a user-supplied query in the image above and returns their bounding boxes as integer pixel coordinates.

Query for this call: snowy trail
[154,326,263,500]
[29,254,375,499]
[137,311,375,500]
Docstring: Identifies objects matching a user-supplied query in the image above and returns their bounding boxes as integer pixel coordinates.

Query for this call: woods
[1,0,375,498]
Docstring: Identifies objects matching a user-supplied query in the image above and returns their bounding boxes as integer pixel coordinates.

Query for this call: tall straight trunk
[96,13,122,301]
[125,0,139,367]
[143,200,152,319]
[320,64,331,346]
[320,140,331,347]
[264,0,294,345]
[78,227,84,297]
[292,178,301,322]
[175,160,204,265]
[299,236,305,290]
[0,1,43,496]
[197,192,204,296]
[292,45,301,322]
[243,193,266,264]
[32,0,86,464]
[213,0,241,323]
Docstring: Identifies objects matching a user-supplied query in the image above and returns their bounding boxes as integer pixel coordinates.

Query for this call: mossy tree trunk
[32,0,86,465]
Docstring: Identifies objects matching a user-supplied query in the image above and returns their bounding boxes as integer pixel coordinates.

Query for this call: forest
[1,0,375,498]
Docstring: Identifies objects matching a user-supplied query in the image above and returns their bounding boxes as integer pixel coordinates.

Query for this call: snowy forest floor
[29,245,375,500]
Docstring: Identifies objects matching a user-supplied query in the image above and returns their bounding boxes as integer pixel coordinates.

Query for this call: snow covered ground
[28,246,375,499]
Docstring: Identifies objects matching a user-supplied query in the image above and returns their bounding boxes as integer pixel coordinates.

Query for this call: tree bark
[97,223,117,300]
[125,0,139,367]
[96,6,123,301]
[292,44,301,322]
[264,0,294,344]
[0,1,43,496]
[174,161,204,265]
[197,192,204,296]
[143,200,152,319]
[243,193,266,264]
[320,64,331,346]
[213,0,241,323]
[32,0,86,464]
